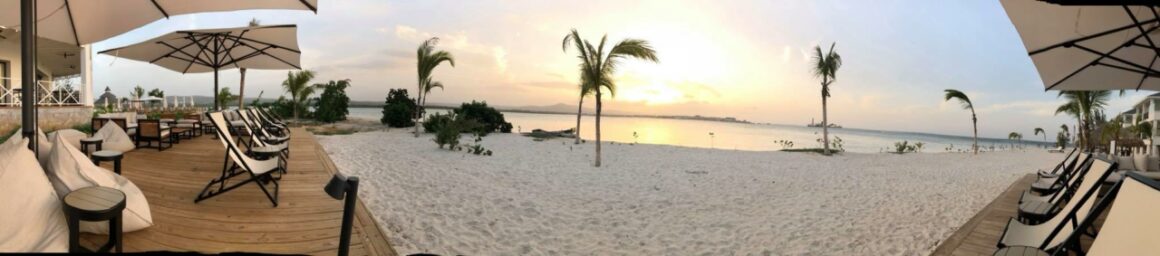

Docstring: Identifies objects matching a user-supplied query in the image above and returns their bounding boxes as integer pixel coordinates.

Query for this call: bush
[453,101,512,135]
[253,96,295,118]
[434,117,480,150]
[381,89,418,127]
[893,140,917,154]
[423,112,455,133]
[314,79,352,123]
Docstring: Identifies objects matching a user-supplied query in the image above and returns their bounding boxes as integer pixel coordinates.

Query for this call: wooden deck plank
[78,128,397,255]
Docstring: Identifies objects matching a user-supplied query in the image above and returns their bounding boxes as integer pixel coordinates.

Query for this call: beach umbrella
[3,0,319,154]
[99,24,302,111]
[1002,1,1160,91]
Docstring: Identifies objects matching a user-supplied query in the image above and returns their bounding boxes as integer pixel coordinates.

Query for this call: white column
[81,45,93,106]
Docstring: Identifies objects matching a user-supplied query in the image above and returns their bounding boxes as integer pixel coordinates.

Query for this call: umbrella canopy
[99,24,302,111]
[0,0,317,46]
[1002,1,1160,91]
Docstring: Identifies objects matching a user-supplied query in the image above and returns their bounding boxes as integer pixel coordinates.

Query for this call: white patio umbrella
[1002,1,1160,91]
[99,24,302,111]
[3,0,319,154]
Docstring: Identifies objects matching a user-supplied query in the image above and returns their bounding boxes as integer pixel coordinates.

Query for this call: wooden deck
[930,174,1036,256]
[78,128,397,255]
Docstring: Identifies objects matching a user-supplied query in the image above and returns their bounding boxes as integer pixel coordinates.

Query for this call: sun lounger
[997,172,1160,255]
[234,110,290,161]
[1047,146,1065,153]
[1036,148,1077,180]
[1029,153,1086,195]
[1017,156,1095,224]
[996,158,1118,251]
[242,109,289,145]
[195,112,284,207]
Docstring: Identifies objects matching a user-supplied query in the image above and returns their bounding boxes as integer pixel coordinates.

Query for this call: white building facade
[0,30,94,133]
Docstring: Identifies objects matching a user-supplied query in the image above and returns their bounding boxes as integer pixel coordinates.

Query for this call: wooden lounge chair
[135,119,173,151]
[996,158,1118,251]
[195,112,284,207]
[234,110,290,157]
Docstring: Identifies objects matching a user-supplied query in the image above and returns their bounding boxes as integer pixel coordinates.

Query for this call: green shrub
[433,116,479,150]
[453,101,512,135]
[381,89,417,127]
[253,96,296,118]
[423,112,455,133]
[314,79,352,123]
[893,140,917,154]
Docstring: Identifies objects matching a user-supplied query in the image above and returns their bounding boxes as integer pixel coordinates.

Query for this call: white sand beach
[317,129,1059,255]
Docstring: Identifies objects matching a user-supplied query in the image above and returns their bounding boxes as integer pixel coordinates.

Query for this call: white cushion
[47,129,86,150]
[1118,156,1137,172]
[92,122,135,153]
[43,134,153,234]
[1133,155,1149,173]
[0,138,68,252]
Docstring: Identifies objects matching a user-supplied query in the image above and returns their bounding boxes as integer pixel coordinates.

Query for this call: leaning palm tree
[413,37,456,137]
[1034,127,1046,147]
[1008,132,1022,149]
[573,83,594,144]
[563,29,659,167]
[237,18,261,109]
[282,70,317,120]
[1060,124,1071,146]
[944,89,978,154]
[811,42,842,155]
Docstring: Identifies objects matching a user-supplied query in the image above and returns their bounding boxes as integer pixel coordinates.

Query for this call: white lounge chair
[1030,153,1087,195]
[996,158,1118,251]
[996,172,1160,255]
[234,110,290,161]
[194,112,284,207]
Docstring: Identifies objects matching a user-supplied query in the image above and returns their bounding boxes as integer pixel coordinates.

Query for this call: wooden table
[80,137,103,157]
[63,186,126,253]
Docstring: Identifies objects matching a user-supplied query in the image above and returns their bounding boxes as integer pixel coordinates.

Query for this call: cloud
[492,47,508,73]
[977,100,1061,117]
[781,46,792,63]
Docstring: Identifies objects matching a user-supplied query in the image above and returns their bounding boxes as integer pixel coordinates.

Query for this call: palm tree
[1034,127,1046,147]
[563,29,659,167]
[414,37,456,137]
[944,89,978,154]
[237,18,261,109]
[1008,132,1022,149]
[573,83,594,144]
[1055,91,1111,151]
[811,42,842,155]
[1060,124,1071,147]
[282,70,317,120]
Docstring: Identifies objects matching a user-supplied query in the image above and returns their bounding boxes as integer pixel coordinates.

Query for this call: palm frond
[943,89,974,110]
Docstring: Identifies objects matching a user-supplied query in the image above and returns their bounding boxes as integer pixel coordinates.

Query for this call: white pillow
[43,134,153,234]
[47,129,86,151]
[0,138,68,252]
[1133,154,1149,173]
[11,127,54,164]
[91,122,135,153]
[1117,156,1137,172]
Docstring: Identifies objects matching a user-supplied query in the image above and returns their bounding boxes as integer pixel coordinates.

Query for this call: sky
[88,0,1156,139]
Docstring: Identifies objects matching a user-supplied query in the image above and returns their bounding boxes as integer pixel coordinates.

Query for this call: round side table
[79,138,103,157]
[91,151,124,175]
[63,186,126,253]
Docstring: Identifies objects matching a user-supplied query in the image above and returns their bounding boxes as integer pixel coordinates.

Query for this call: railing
[0,78,83,107]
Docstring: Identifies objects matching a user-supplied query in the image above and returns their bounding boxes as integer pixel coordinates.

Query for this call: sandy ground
[316,128,1059,255]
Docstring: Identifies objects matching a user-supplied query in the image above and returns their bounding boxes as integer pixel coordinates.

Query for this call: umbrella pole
[214,68,220,111]
[20,0,37,153]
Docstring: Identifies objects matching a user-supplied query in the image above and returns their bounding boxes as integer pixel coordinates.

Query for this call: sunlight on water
[348,108,1045,153]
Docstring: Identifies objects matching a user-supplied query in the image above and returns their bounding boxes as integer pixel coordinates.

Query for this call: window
[0,60,8,89]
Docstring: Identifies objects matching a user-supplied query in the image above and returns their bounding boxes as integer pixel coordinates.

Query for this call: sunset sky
[90,0,1155,139]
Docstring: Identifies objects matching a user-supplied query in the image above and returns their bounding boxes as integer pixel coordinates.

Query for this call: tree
[1034,127,1046,147]
[381,89,418,127]
[130,85,145,100]
[574,83,593,144]
[563,29,659,167]
[1055,91,1111,151]
[414,37,456,137]
[282,70,317,120]
[216,87,238,109]
[148,88,164,108]
[944,89,978,154]
[237,18,262,109]
[811,42,843,155]
[313,79,352,123]
[1008,132,1022,149]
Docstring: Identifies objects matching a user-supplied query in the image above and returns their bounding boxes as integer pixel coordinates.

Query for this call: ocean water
[347,107,1050,153]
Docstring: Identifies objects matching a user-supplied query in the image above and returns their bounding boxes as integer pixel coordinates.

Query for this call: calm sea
[347,107,1050,153]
